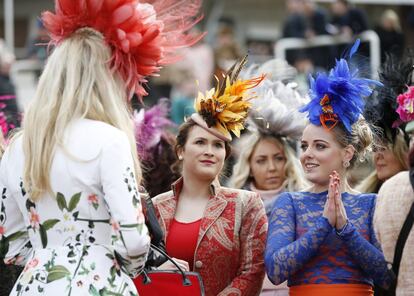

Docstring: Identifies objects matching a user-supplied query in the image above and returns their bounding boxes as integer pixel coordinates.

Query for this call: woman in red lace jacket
[152,58,268,296]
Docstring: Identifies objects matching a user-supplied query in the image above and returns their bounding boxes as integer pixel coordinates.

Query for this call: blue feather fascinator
[300,40,382,133]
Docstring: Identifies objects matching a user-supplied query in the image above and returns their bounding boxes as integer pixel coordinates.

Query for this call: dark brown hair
[141,133,181,197]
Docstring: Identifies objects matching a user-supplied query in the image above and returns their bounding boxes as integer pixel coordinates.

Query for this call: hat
[133,99,176,161]
[364,51,414,144]
[192,55,265,141]
[42,0,204,99]
[243,59,308,140]
[300,39,381,133]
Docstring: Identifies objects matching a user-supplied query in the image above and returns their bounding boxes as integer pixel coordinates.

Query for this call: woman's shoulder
[381,171,409,189]
[152,190,174,205]
[1,134,23,165]
[64,119,129,159]
[70,119,126,140]
[377,171,411,202]
[219,186,259,200]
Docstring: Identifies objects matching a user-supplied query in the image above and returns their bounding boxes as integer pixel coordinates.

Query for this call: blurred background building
[1,0,414,113]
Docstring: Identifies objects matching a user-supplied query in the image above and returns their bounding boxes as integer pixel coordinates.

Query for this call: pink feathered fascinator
[42,0,205,99]
[133,99,175,161]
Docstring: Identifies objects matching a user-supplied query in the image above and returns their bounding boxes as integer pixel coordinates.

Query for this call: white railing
[274,30,381,79]
[10,59,44,111]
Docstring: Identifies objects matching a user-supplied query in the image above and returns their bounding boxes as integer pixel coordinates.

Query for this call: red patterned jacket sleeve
[218,192,268,296]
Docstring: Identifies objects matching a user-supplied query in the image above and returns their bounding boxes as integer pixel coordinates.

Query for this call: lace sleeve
[338,201,391,289]
[265,192,332,285]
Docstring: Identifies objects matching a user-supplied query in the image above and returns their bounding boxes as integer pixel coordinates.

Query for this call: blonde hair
[332,118,374,169]
[356,131,408,193]
[18,28,141,201]
[381,9,401,32]
[229,133,307,191]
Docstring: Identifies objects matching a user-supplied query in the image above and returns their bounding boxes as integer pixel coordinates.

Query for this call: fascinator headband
[300,40,381,133]
[42,0,204,99]
[192,55,265,141]
[364,51,414,144]
[133,99,175,161]
[243,59,308,140]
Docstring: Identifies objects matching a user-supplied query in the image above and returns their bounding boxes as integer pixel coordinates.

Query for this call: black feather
[364,51,414,144]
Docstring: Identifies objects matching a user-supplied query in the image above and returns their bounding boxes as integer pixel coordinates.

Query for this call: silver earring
[343,160,350,168]
[178,155,183,160]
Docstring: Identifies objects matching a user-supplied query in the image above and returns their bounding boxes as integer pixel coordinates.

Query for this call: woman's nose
[268,160,276,171]
[204,144,214,156]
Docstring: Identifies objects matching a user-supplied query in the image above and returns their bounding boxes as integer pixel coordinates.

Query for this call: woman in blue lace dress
[265,40,391,296]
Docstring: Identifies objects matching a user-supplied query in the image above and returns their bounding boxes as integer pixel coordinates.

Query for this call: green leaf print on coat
[68,193,81,212]
[57,192,68,211]
[43,219,60,231]
[39,224,48,248]
[46,265,70,283]
[124,167,140,208]
[0,231,26,258]
[24,192,80,247]
[88,284,100,296]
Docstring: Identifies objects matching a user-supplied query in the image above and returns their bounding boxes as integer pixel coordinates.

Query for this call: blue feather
[349,39,360,58]
[300,40,382,133]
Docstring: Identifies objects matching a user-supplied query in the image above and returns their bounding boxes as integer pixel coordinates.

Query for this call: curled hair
[171,119,232,175]
[229,132,307,191]
[332,117,373,169]
[141,133,181,197]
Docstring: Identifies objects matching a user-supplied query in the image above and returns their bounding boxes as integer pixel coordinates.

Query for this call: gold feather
[194,55,265,138]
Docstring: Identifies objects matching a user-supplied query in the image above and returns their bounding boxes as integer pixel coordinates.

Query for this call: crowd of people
[1,0,414,296]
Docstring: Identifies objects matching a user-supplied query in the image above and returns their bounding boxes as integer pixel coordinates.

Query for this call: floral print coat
[152,178,268,296]
[0,119,150,295]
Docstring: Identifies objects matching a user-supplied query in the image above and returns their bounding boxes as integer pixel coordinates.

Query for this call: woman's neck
[250,182,285,200]
[310,178,356,194]
[180,172,213,200]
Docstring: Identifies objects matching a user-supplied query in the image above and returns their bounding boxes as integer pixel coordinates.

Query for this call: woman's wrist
[335,220,349,236]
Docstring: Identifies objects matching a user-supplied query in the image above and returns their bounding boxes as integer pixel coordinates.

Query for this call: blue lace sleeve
[265,192,332,285]
[337,198,391,289]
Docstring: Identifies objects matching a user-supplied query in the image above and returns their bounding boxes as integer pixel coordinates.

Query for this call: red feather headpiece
[42,0,204,99]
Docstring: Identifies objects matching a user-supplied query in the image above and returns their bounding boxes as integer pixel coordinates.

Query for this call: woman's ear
[343,144,356,164]
[176,146,184,160]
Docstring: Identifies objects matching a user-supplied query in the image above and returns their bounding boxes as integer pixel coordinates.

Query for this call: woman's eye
[215,142,223,148]
[195,140,204,145]
[300,144,307,151]
[256,159,265,164]
[275,156,285,162]
[316,144,326,150]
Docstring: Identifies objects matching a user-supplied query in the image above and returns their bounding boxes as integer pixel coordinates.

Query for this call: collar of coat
[155,177,237,251]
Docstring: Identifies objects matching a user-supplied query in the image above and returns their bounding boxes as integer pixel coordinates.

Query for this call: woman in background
[230,62,308,296]
[358,52,412,193]
[373,52,414,296]
[230,67,308,216]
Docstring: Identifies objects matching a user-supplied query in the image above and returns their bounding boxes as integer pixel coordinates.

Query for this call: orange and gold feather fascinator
[191,55,265,141]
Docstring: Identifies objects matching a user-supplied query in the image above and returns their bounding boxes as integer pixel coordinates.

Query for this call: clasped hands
[322,171,348,231]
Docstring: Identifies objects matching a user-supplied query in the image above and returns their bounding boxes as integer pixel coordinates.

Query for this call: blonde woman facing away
[0,0,203,295]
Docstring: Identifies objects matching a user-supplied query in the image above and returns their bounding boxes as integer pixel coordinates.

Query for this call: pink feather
[42,0,204,100]
[133,99,176,161]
